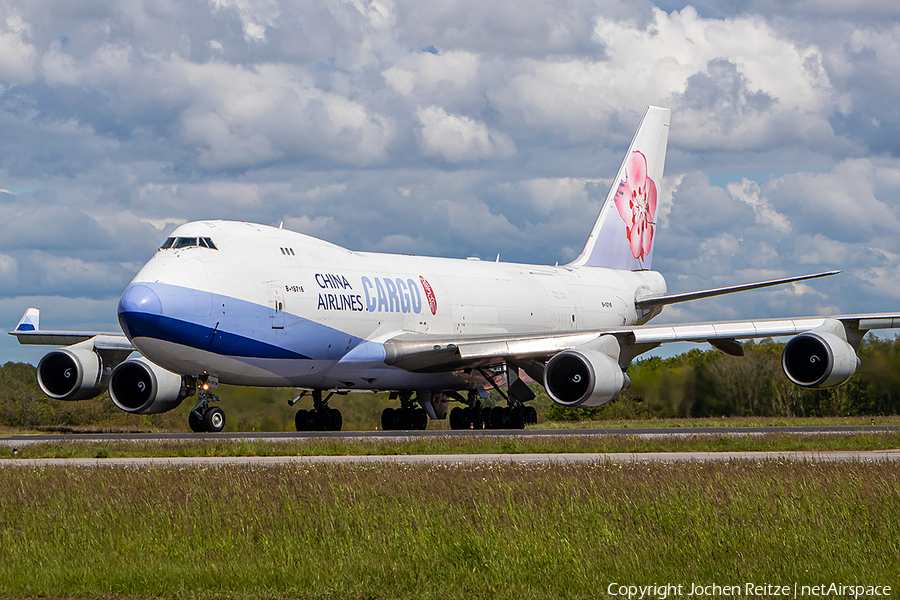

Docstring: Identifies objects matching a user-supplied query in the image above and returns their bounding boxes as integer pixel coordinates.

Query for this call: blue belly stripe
[120,311,312,360]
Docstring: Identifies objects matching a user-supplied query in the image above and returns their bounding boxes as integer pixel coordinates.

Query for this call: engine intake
[782,331,860,388]
[109,358,193,414]
[37,347,105,401]
[544,349,629,408]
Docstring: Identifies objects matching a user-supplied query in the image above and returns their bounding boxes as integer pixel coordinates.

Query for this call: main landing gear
[449,401,538,430]
[381,392,428,431]
[448,365,539,430]
[188,388,226,433]
[293,389,343,431]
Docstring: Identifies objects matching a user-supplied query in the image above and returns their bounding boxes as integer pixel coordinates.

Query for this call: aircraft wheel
[381,407,395,431]
[295,409,309,431]
[475,407,489,430]
[526,406,538,425]
[414,408,428,430]
[327,408,343,431]
[509,407,524,430]
[449,407,463,430]
[310,410,325,431]
[393,408,407,430]
[188,410,204,433]
[204,407,226,433]
[461,407,472,429]
[490,406,505,429]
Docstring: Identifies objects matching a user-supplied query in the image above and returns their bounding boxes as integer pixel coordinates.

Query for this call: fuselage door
[268,286,285,329]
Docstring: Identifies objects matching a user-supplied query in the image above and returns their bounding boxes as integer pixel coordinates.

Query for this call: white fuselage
[117,220,667,391]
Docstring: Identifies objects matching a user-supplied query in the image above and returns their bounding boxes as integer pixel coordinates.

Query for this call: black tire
[204,407,226,433]
[490,406,505,429]
[414,408,428,430]
[328,408,343,431]
[526,406,538,425]
[188,410,204,433]
[509,406,524,430]
[475,407,489,430]
[381,407,395,431]
[295,409,308,431]
[449,407,463,430]
[461,407,472,429]
[395,408,409,430]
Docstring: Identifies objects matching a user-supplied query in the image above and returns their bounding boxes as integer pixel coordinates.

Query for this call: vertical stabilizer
[570,106,670,270]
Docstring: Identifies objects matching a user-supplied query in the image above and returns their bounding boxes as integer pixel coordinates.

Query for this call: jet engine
[109,357,194,414]
[544,349,630,408]
[37,347,106,401]
[782,331,860,388]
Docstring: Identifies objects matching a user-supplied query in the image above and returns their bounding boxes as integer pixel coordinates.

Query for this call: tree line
[2,334,899,428]
[547,335,900,421]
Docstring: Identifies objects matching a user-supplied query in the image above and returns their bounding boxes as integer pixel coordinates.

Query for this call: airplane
[11,106,900,433]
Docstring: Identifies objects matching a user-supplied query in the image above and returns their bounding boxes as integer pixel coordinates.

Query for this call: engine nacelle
[782,331,860,388]
[544,349,630,408]
[37,347,106,401]
[109,357,193,414]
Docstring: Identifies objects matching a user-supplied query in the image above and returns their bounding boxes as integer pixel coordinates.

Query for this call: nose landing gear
[188,387,226,433]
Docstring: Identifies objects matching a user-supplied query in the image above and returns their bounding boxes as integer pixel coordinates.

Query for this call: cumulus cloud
[0,253,17,284]
[519,178,598,215]
[417,106,515,162]
[727,178,791,233]
[383,50,479,98]
[766,159,900,243]
[0,13,36,83]
[210,0,280,42]
[2,0,900,363]
[491,6,834,148]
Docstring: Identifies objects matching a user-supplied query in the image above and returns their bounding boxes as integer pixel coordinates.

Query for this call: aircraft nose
[117,284,162,340]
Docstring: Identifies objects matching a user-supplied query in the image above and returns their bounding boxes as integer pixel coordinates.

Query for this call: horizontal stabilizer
[9,307,130,348]
[634,271,841,310]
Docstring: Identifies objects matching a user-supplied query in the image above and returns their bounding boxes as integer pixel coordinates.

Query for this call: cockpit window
[173,237,198,249]
[160,236,219,250]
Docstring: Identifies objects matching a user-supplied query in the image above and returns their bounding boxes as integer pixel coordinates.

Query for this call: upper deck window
[160,236,219,250]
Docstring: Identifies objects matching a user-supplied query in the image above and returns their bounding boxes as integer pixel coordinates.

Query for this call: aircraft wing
[8,308,132,350]
[383,313,900,375]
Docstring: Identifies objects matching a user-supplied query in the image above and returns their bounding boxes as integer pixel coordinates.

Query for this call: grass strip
[0,461,897,599]
[1,431,900,460]
[534,415,900,428]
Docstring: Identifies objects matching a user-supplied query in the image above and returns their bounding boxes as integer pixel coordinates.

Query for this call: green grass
[0,461,897,599]
[535,414,900,428]
[2,431,900,459]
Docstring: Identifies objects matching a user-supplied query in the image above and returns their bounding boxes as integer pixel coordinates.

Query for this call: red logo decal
[419,276,437,315]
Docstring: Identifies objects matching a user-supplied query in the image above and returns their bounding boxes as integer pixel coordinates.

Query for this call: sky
[3,0,900,365]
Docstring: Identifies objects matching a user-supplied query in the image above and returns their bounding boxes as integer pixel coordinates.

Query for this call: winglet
[14,308,39,332]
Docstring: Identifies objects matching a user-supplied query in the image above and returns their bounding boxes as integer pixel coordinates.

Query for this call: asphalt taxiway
[0,425,898,466]
[0,424,897,446]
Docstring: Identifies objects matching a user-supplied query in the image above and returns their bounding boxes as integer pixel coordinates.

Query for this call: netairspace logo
[605,582,893,599]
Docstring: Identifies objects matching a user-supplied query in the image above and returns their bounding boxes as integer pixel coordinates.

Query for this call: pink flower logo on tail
[614,150,657,262]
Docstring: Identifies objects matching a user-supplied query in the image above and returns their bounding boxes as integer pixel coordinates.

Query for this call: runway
[1,423,897,446]
[2,449,900,467]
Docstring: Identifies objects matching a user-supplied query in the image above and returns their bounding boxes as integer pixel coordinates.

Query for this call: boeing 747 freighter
[13,107,899,432]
